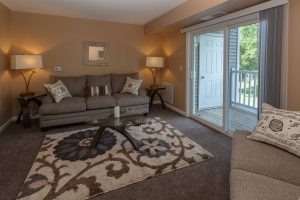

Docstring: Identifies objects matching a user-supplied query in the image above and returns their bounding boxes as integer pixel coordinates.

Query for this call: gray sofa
[230,131,300,200]
[39,73,149,129]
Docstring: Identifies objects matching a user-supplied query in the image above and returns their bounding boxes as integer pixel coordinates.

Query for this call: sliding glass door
[192,30,225,128]
[190,18,259,133]
[228,23,259,131]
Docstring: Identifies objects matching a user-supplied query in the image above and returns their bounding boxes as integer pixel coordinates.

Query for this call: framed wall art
[83,41,109,66]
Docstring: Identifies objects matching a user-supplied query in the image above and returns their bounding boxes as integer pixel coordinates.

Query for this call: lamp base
[20,92,36,98]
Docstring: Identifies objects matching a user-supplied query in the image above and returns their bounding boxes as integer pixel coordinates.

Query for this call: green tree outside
[239,23,259,71]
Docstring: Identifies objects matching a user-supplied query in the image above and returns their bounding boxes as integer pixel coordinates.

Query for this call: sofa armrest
[138,88,148,97]
[42,94,54,104]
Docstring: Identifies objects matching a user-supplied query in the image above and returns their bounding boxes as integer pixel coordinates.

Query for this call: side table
[147,86,166,109]
[16,94,47,129]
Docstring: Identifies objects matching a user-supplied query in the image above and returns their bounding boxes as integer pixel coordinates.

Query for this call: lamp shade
[146,57,164,68]
[11,55,43,70]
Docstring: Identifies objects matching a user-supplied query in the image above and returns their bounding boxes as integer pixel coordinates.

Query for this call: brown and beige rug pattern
[17,117,213,200]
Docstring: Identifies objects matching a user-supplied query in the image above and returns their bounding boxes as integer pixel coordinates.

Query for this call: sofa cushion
[40,97,86,115]
[87,74,112,93]
[52,76,86,97]
[138,88,147,97]
[42,95,54,104]
[111,73,138,93]
[113,93,149,107]
[230,169,300,200]
[232,130,300,186]
[86,96,116,110]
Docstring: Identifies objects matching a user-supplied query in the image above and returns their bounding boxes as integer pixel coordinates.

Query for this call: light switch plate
[179,65,183,71]
[53,66,62,72]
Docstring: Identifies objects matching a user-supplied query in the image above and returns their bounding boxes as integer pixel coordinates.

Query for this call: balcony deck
[195,107,257,132]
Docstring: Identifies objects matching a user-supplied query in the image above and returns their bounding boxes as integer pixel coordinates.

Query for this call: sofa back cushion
[52,76,86,97]
[87,85,111,97]
[111,73,138,93]
[87,74,112,93]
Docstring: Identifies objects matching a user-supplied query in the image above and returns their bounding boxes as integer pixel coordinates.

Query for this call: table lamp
[11,55,43,98]
[145,56,164,87]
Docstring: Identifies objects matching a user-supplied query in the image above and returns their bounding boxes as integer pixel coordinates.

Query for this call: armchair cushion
[232,131,300,186]
[230,169,300,200]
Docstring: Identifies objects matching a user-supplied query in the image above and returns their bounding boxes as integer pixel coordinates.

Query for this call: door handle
[200,76,205,79]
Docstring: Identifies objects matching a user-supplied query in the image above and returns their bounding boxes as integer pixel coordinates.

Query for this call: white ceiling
[0,0,187,25]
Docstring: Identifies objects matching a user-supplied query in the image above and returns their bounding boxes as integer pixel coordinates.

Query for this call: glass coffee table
[88,115,148,150]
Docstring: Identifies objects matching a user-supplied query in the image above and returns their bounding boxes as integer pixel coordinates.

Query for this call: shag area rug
[17,117,213,200]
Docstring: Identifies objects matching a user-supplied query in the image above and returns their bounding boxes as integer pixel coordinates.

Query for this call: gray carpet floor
[0,105,232,200]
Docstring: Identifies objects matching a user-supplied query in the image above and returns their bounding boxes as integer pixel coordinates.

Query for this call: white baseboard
[11,116,18,121]
[10,114,39,122]
[165,103,187,116]
[153,101,187,116]
[0,115,40,134]
[0,117,13,134]
[152,101,161,105]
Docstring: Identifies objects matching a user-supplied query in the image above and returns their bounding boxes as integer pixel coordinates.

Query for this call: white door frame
[185,14,259,134]
[186,25,227,133]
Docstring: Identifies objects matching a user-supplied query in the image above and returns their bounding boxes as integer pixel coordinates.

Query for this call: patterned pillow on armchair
[248,103,300,157]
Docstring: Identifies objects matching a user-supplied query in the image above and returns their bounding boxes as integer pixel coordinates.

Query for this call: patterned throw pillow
[121,76,143,95]
[87,85,111,97]
[248,103,300,157]
[44,80,72,103]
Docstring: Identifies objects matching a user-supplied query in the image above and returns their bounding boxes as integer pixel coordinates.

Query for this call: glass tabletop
[16,93,47,100]
[148,85,166,90]
[88,114,149,127]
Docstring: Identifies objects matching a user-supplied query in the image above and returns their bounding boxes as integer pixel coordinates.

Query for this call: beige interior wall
[0,3,12,126]
[10,12,163,115]
[288,0,300,110]
[145,0,227,34]
[161,30,186,111]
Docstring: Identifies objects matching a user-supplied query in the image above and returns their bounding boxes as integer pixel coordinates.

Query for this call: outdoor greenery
[239,23,259,71]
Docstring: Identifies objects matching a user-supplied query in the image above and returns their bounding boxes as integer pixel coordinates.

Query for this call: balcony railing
[231,69,258,111]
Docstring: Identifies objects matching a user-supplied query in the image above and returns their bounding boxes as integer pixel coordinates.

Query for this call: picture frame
[83,41,109,66]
